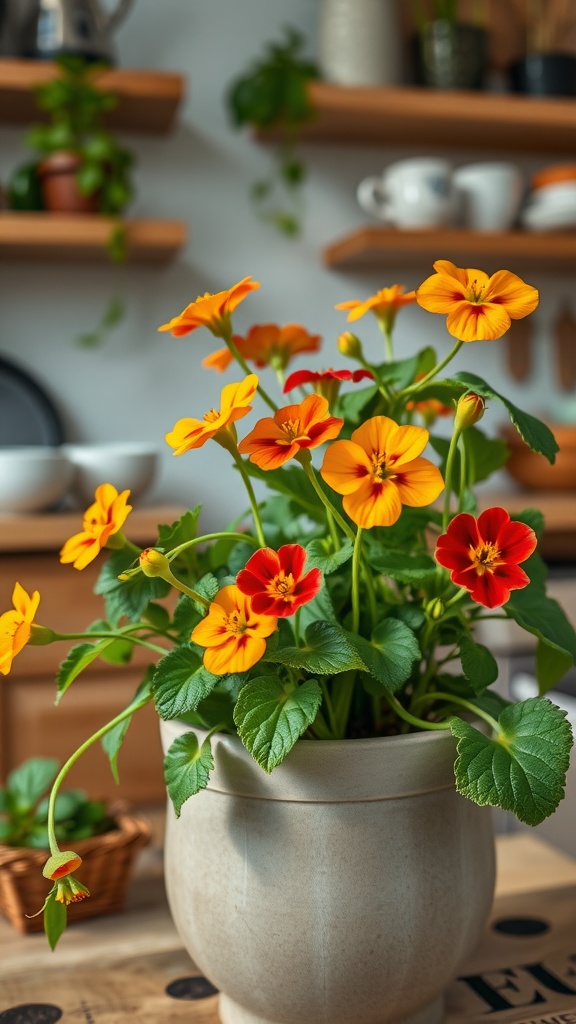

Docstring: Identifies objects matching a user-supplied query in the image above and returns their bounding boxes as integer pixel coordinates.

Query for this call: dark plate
[0,352,64,447]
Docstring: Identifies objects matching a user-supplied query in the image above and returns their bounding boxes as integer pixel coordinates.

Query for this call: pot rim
[160,718,461,804]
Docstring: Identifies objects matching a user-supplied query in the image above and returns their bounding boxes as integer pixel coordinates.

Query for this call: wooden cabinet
[260,82,576,271]
[0,506,185,803]
[0,59,187,262]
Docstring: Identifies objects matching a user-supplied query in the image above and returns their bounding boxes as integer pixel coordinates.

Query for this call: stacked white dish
[520,181,576,231]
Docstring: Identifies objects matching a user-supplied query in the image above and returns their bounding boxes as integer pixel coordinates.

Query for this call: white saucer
[520,199,576,232]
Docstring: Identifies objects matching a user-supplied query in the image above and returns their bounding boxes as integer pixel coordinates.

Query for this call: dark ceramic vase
[414,21,488,90]
[509,53,576,97]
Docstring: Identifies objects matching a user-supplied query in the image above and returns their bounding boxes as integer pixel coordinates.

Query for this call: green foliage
[234,675,323,772]
[226,26,319,236]
[164,733,215,816]
[0,758,113,849]
[26,55,135,217]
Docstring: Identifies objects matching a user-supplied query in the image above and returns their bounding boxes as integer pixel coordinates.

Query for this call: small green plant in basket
[1,260,576,951]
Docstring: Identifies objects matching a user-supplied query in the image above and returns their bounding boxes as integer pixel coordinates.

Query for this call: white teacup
[453,161,524,232]
[357,157,456,228]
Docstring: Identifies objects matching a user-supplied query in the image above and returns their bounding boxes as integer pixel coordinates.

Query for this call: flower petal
[393,457,445,507]
[484,270,539,320]
[343,478,403,529]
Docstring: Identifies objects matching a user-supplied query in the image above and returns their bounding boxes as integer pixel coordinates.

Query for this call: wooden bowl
[502,423,576,491]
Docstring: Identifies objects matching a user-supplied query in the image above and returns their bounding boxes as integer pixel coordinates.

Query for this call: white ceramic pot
[160,720,496,1024]
[317,0,403,86]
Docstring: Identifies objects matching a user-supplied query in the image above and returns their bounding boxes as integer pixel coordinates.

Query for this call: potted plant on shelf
[2,259,575,1023]
[410,0,490,89]
[507,0,576,97]
[225,26,319,236]
[0,757,150,934]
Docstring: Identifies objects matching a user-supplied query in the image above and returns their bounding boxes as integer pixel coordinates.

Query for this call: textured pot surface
[160,721,496,1024]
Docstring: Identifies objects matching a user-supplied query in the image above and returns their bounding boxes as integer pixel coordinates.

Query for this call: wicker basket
[0,804,152,934]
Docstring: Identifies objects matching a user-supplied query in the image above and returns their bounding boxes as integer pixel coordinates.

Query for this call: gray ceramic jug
[19,0,135,65]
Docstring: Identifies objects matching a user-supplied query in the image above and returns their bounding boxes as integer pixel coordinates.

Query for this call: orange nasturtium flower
[165,374,258,456]
[336,285,417,332]
[416,260,539,341]
[0,582,40,676]
[236,544,322,617]
[435,507,537,609]
[158,276,260,339]
[191,585,277,675]
[238,394,344,471]
[59,483,133,571]
[320,416,444,529]
[203,323,321,373]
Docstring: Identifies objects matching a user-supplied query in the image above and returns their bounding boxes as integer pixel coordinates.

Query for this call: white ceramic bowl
[0,446,74,513]
[63,442,160,506]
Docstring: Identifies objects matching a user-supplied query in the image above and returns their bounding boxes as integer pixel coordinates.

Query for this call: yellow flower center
[466,278,487,305]
[269,571,295,597]
[279,417,304,445]
[470,541,501,575]
[203,408,221,424]
[370,450,391,481]
[226,609,247,635]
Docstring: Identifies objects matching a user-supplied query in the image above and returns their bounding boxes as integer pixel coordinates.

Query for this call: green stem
[387,693,452,731]
[411,691,499,734]
[47,690,154,855]
[168,531,260,561]
[351,527,363,633]
[231,450,267,548]
[398,338,464,399]
[320,679,339,738]
[299,454,356,544]
[55,631,168,656]
[442,425,462,531]
[223,329,278,413]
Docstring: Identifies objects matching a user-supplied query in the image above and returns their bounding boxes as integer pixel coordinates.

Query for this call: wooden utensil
[505,316,532,382]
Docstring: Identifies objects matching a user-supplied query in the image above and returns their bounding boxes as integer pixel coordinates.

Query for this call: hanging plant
[226,26,320,236]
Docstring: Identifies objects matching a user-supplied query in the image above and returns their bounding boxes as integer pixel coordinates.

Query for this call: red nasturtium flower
[238,394,344,471]
[203,323,321,373]
[435,507,537,609]
[236,545,321,617]
[165,375,258,455]
[59,484,132,571]
[336,284,417,332]
[283,367,374,403]
[320,416,444,529]
[416,260,539,342]
[158,276,260,339]
[191,585,277,675]
[0,582,40,675]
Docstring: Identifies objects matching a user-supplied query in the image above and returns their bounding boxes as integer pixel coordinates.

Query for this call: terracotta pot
[37,151,99,214]
[160,720,496,1024]
[503,423,576,491]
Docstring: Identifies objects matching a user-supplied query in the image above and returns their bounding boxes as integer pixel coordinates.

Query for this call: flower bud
[426,597,445,620]
[43,850,83,880]
[454,392,485,431]
[55,876,90,905]
[139,548,171,578]
[338,332,363,361]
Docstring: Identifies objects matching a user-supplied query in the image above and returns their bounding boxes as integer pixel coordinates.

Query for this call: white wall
[1,0,573,531]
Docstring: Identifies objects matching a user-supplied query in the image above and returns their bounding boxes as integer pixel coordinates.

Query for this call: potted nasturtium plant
[1,259,574,1022]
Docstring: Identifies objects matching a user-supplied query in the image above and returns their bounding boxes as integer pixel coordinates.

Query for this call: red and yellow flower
[336,284,416,332]
[416,260,539,342]
[435,507,537,608]
[59,484,132,571]
[158,276,260,339]
[320,416,444,529]
[203,323,321,373]
[238,394,343,470]
[191,584,277,675]
[236,544,321,617]
[0,582,40,676]
[165,374,258,455]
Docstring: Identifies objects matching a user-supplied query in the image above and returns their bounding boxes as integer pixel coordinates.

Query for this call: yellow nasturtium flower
[158,276,260,339]
[336,284,416,333]
[320,416,444,530]
[191,584,277,675]
[59,483,133,571]
[165,375,259,456]
[0,582,40,676]
[416,260,539,341]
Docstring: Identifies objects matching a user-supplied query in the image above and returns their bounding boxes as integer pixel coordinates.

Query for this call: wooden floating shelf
[322,226,576,273]
[0,213,187,263]
[261,81,576,154]
[0,59,185,134]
